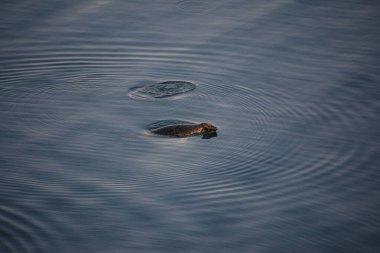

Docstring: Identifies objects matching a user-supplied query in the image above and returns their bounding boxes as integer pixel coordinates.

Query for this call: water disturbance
[128,80,196,100]
[0,0,379,253]
[147,120,195,131]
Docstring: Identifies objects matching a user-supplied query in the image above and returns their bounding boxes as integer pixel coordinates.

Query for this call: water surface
[1,0,380,252]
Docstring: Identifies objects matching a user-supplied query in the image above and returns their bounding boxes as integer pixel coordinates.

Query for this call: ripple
[176,0,217,13]
[128,80,196,101]
[147,119,195,131]
[135,73,380,228]
[0,206,58,253]
[0,72,128,137]
[1,0,379,251]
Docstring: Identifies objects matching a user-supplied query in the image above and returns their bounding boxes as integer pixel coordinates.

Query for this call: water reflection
[0,0,379,252]
[202,131,217,139]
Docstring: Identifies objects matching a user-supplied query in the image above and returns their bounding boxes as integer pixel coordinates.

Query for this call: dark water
[1,0,380,252]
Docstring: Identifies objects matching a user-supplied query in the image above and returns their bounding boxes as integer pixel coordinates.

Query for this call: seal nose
[201,123,217,132]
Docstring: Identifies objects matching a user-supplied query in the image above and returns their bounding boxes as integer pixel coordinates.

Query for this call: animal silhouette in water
[151,123,217,138]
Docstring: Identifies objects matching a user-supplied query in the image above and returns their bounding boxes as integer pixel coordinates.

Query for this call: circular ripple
[0,72,128,137]
[176,0,216,13]
[0,206,59,253]
[128,80,196,100]
[1,1,379,251]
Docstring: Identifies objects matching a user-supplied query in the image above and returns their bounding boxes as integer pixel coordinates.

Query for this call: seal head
[198,123,217,133]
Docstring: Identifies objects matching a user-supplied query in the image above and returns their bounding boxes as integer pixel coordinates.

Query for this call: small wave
[0,206,58,253]
[128,81,196,100]
[176,0,217,13]
[147,119,195,131]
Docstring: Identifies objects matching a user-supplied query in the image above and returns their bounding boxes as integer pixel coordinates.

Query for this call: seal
[151,123,217,138]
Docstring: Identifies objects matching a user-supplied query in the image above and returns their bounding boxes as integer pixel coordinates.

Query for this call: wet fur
[152,123,217,137]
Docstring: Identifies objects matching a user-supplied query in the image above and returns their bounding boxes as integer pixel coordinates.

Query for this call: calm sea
[1,0,379,252]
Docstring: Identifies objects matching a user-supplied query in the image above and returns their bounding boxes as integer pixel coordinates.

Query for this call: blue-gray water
[1,0,380,252]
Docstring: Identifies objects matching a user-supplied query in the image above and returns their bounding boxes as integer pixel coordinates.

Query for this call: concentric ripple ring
[128,80,196,100]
